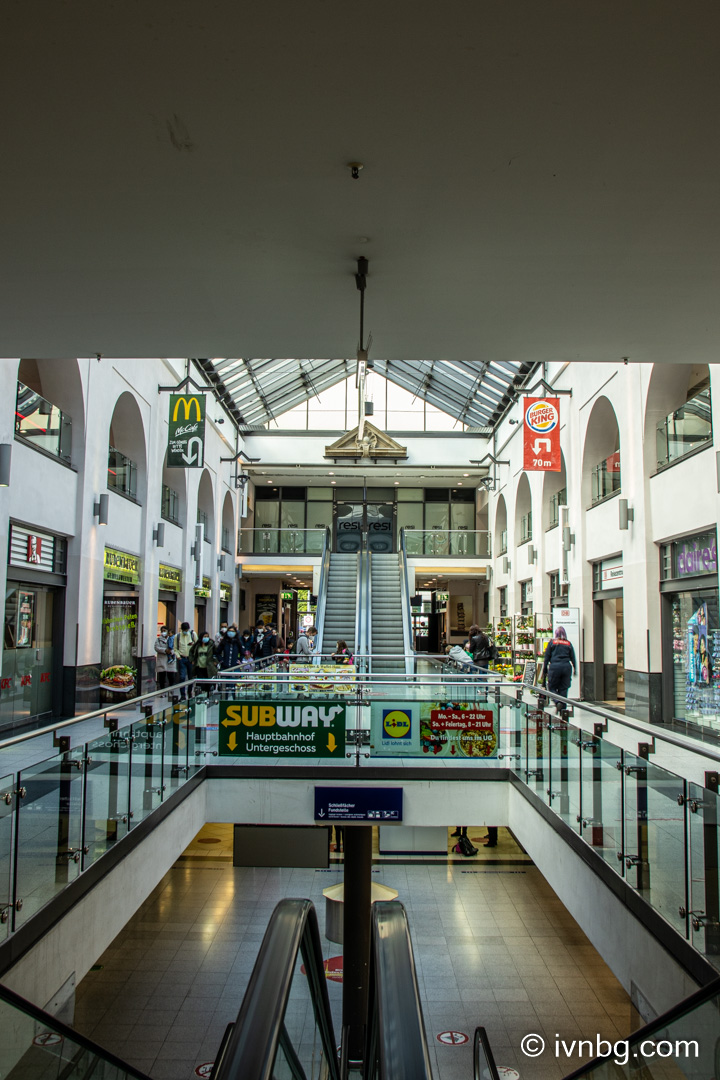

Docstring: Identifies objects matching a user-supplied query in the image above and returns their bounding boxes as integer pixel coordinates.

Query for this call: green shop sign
[219,699,346,758]
[220,582,233,602]
[195,576,212,598]
[158,564,182,592]
[103,547,141,585]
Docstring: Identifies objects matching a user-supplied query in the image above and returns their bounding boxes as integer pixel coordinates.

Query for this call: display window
[2,584,56,727]
[669,587,720,726]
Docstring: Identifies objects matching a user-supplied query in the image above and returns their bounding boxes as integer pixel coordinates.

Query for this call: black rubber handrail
[366,901,433,1080]
[474,1026,500,1080]
[562,974,720,1080]
[212,897,340,1080]
[0,982,151,1080]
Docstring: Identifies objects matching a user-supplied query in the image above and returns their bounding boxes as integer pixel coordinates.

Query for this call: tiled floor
[72,825,635,1080]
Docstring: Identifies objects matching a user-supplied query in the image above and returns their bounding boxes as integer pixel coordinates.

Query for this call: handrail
[0,982,151,1080]
[399,529,414,675]
[355,548,364,665]
[561,974,720,1080]
[213,898,340,1080]
[366,901,433,1080]
[366,550,373,675]
[312,526,331,661]
[474,1027,500,1080]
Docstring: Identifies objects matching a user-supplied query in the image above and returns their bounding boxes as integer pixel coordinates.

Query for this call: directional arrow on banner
[182,437,203,466]
[327,733,337,753]
[227,732,237,751]
[222,715,241,727]
[318,808,326,818]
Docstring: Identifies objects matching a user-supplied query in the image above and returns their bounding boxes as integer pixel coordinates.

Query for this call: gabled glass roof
[197,358,535,430]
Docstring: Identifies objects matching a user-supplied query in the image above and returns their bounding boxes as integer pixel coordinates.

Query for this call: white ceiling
[3,1,720,364]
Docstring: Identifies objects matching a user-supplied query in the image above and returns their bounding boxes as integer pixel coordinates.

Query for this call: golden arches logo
[172,396,203,422]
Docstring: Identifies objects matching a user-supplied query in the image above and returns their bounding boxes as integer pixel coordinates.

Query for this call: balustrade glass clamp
[498,753,521,760]
[15,899,22,911]
[546,790,560,800]
[54,734,71,753]
[677,794,686,806]
[14,787,27,799]
[616,851,625,862]
[57,849,81,863]
[2,792,11,805]
[346,729,371,745]
[624,765,647,777]
[594,721,608,738]
[689,799,709,813]
[68,758,84,771]
[104,717,119,732]
[638,740,655,759]
[679,905,687,917]
[624,855,642,867]
[0,907,9,923]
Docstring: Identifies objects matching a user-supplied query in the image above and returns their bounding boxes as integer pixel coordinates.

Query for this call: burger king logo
[525,399,558,433]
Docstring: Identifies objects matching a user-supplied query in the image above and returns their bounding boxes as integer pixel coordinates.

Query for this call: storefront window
[669,589,720,726]
[2,586,55,728]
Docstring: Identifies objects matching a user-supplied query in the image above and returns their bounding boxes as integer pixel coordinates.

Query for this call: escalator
[368,554,406,674]
[319,553,359,657]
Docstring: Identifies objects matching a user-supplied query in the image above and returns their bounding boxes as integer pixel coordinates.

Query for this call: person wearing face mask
[189,630,218,695]
[215,621,229,649]
[240,628,254,654]
[218,625,240,670]
[154,625,176,692]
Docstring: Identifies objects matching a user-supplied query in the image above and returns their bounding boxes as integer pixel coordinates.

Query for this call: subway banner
[522,397,561,471]
[370,700,499,759]
[167,393,206,468]
[218,699,346,758]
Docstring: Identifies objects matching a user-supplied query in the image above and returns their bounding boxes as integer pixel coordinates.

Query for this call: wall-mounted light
[562,525,575,551]
[218,554,226,572]
[93,493,109,525]
[528,544,537,564]
[191,522,204,560]
[502,556,510,575]
[0,444,11,487]
[619,499,634,531]
[153,522,165,547]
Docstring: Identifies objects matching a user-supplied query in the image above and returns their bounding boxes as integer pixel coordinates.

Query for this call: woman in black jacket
[541,626,577,698]
[467,625,495,672]
[218,628,240,670]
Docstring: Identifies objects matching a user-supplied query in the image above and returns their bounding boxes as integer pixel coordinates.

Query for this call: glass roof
[198,358,535,430]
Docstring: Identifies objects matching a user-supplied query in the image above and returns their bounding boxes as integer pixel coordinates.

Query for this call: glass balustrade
[14,381,72,463]
[401,529,491,557]
[2,672,720,976]
[108,446,138,499]
[237,527,328,554]
[656,387,712,470]
[590,453,621,504]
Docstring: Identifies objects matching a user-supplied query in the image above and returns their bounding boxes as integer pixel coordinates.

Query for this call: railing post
[343,824,373,1065]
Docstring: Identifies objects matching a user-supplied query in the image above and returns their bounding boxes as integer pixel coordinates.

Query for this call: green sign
[219,699,346,758]
[195,575,212,599]
[103,547,141,585]
[220,581,233,602]
[158,563,182,592]
[167,393,206,468]
[281,590,293,601]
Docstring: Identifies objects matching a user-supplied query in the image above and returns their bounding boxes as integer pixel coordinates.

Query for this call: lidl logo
[525,399,558,433]
[382,708,412,739]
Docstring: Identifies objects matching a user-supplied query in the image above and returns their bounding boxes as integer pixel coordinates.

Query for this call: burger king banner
[523,397,561,472]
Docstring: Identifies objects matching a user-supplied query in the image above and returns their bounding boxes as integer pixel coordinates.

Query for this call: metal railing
[312,527,331,658]
[399,532,414,676]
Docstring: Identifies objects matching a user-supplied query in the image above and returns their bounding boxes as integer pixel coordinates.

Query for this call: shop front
[158,563,182,635]
[660,530,719,731]
[2,524,67,731]
[592,557,624,704]
[220,581,232,627]
[101,547,141,705]
[195,576,212,634]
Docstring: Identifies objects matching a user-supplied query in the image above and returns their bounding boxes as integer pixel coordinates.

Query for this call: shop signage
[314,787,403,822]
[523,397,561,472]
[674,531,717,579]
[158,564,182,592]
[370,701,499,758]
[255,592,278,626]
[9,525,56,573]
[599,559,623,588]
[281,590,293,601]
[167,393,206,469]
[220,582,233,602]
[103,547,141,585]
[218,699,347,758]
[195,576,212,599]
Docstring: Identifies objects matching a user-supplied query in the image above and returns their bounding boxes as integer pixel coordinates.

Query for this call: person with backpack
[331,640,352,664]
[294,626,316,662]
[174,622,197,700]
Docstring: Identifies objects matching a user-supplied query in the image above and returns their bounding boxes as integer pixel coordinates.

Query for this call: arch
[494,494,508,556]
[643,363,712,475]
[107,391,147,502]
[197,469,215,546]
[514,473,532,546]
[581,396,621,508]
[161,448,186,527]
[15,358,86,465]
[541,451,568,532]
[221,489,236,554]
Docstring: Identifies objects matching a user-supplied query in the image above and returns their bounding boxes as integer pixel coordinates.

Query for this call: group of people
[444,622,578,699]
[445,624,499,673]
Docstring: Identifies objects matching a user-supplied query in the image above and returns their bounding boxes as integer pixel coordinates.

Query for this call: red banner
[523,397,561,471]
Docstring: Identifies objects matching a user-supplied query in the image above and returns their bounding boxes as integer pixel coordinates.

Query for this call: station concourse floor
[72,824,636,1080]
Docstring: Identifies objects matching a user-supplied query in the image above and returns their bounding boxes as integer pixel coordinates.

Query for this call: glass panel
[83,729,131,867]
[424,503,449,553]
[270,952,334,1080]
[548,721,580,830]
[2,585,55,729]
[579,735,623,869]
[108,446,138,499]
[280,502,306,552]
[255,502,280,552]
[161,484,180,524]
[0,773,13,940]
[306,502,332,536]
[669,588,720,731]
[15,381,71,462]
[688,781,720,962]
[129,715,166,825]
[15,752,84,925]
[397,488,423,501]
[656,386,712,469]
[591,452,621,504]
[366,504,393,553]
[450,503,475,553]
[335,503,363,553]
[623,753,686,935]
[369,687,503,762]
[308,487,333,499]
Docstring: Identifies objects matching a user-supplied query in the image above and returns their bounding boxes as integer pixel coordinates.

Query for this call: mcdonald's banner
[522,397,561,472]
[167,393,206,468]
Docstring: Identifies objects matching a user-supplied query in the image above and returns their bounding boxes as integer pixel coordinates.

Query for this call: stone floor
[72,825,636,1080]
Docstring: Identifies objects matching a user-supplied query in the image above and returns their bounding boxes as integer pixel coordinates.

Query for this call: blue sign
[314,787,403,822]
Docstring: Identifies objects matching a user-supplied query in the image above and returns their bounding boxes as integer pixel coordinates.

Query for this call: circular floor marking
[33,1033,63,1047]
[437,1031,469,1045]
[195,1063,214,1078]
